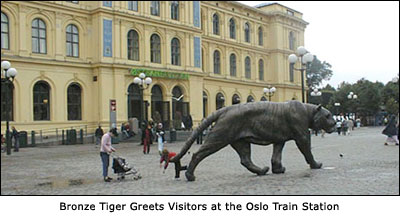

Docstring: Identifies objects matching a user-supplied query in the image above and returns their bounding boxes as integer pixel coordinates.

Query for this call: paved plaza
[1,126,399,195]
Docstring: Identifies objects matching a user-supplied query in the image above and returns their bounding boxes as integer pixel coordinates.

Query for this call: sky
[238,1,399,88]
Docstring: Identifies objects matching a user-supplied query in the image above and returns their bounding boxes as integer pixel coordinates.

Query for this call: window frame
[150,34,161,63]
[212,13,220,35]
[171,37,181,66]
[213,50,221,74]
[66,24,79,57]
[229,18,236,39]
[33,81,51,121]
[245,56,251,79]
[230,53,236,77]
[150,1,160,16]
[127,30,140,61]
[32,18,47,54]
[1,12,10,50]
[244,22,250,43]
[171,1,179,20]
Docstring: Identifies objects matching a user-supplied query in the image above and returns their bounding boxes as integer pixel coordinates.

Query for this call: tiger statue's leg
[230,141,269,176]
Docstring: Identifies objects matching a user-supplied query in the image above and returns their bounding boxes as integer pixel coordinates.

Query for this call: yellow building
[1,1,308,133]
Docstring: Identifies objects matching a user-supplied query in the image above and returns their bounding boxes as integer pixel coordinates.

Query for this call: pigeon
[339,154,343,158]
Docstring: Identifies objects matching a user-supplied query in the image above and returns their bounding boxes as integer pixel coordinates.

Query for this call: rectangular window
[287,10,294,16]
[128,1,138,11]
[193,1,200,27]
[194,37,201,68]
[151,1,160,16]
[103,1,112,7]
[103,19,113,57]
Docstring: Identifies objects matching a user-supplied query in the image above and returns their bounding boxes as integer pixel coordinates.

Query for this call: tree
[306,55,333,89]
[381,79,399,115]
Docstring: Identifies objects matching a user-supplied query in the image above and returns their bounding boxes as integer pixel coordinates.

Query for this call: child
[156,123,165,155]
[160,149,187,180]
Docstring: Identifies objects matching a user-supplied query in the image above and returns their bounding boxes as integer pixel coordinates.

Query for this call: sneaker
[384,143,388,146]
[104,177,113,182]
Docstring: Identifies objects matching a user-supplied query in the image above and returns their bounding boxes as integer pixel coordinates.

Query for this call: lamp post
[133,72,152,128]
[263,86,276,101]
[288,46,314,103]
[310,88,322,104]
[1,60,18,155]
[347,92,358,119]
[334,102,341,116]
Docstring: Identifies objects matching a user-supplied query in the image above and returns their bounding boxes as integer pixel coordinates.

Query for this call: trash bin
[18,131,28,148]
[67,129,77,145]
[169,129,177,143]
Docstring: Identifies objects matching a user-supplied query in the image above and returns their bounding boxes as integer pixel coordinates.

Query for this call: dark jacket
[95,128,104,138]
[156,128,165,142]
[12,129,19,139]
[382,116,398,136]
[142,127,153,144]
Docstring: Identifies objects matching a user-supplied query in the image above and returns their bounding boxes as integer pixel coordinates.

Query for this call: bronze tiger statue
[171,101,336,181]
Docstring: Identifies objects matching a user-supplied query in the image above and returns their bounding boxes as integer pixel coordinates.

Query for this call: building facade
[1,1,308,133]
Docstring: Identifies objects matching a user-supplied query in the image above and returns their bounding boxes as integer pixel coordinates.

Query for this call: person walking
[382,115,399,146]
[341,120,348,136]
[160,148,187,180]
[156,123,165,155]
[11,126,19,152]
[336,120,342,135]
[95,125,104,147]
[100,128,118,182]
[142,123,153,154]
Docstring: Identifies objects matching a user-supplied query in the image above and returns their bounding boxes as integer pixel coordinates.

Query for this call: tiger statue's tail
[170,108,226,162]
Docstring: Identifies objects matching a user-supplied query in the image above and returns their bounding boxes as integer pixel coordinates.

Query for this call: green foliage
[306,55,333,89]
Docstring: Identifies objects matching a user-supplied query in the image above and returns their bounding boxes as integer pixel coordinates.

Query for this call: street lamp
[334,102,341,116]
[133,72,152,128]
[347,92,358,120]
[310,88,322,104]
[288,46,314,103]
[263,86,276,101]
[1,60,18,155]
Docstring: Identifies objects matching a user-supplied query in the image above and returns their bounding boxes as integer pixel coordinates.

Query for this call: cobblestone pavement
[1,127,398,195]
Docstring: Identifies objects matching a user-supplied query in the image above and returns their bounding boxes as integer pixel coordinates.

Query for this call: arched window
[245,56,251,79]
[258,27,263,46]
[32,18,47,54]
[212,13,219,35]
[1,80,13,121]
[1,12,9,50]
[66,24,79,57]
[229,18,236,39]
[244,22,250,43]
[259,59,264,81]
[230,54,236,77]
[232,94,240,105]
[127,30,139,61]
[33,81,50,121]
[67,83,82,120]
[289,31,295,50]
[247,95,254,103]
[150,34,161,63]
[213,50,220,74]
[150,1,160,16]
[128,1,138,11]
[171,1,179,20]
[216,93,225,110]
[171,38,180,66]
[261,96,267,101]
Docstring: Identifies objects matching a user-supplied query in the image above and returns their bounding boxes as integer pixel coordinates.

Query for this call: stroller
[111,154,142,181]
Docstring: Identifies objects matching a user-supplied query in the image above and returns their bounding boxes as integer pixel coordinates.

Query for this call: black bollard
[31,131,36,147]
